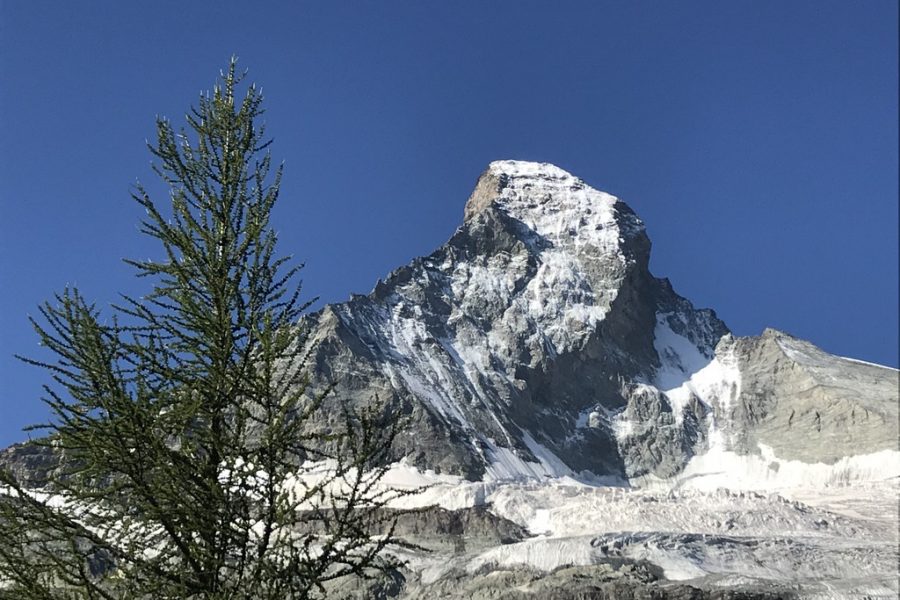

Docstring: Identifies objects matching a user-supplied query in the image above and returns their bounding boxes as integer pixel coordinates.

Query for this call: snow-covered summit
[454,161,650,356]
[464,161,642,255]
[486,159,576,179]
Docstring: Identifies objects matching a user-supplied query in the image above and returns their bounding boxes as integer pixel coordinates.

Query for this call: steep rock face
[300,161,729,481]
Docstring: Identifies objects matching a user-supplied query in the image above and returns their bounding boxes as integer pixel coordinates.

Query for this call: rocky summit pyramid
[299,160,898,486]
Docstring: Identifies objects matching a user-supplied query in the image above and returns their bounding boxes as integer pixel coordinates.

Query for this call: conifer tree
[0,60,408,599]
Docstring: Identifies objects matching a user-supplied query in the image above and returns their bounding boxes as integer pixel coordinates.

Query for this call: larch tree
[0,60,410,599]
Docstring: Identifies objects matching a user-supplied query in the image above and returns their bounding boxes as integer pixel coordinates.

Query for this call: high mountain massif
[301,160,897,485]
[4,161,898,598]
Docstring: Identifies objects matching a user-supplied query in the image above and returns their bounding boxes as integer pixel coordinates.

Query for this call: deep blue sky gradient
[1,1,897,446]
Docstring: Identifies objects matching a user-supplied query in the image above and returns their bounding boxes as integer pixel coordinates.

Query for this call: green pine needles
[0,60,410,599]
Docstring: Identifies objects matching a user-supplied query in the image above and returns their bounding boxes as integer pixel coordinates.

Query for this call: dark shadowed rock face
[294,160,897,483]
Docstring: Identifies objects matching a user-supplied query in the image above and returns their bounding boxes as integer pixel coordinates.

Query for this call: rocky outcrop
[296,505,529,554]
[395,564,796,600]
[0,441,61,488]
[331,556,797,600]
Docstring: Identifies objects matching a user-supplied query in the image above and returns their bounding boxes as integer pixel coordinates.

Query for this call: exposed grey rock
[616,384,709,479]
[0,441,61,488]
[333,558,797,600]
[720,328,899,462]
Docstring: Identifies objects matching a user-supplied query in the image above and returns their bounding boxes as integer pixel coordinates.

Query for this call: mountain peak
[465,160,590,223]
[463,160,643,250]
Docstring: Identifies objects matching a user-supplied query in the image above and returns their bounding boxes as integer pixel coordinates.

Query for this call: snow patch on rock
[652,316,740,437]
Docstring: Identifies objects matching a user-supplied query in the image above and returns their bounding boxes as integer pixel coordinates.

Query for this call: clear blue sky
[1,1,897,447]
